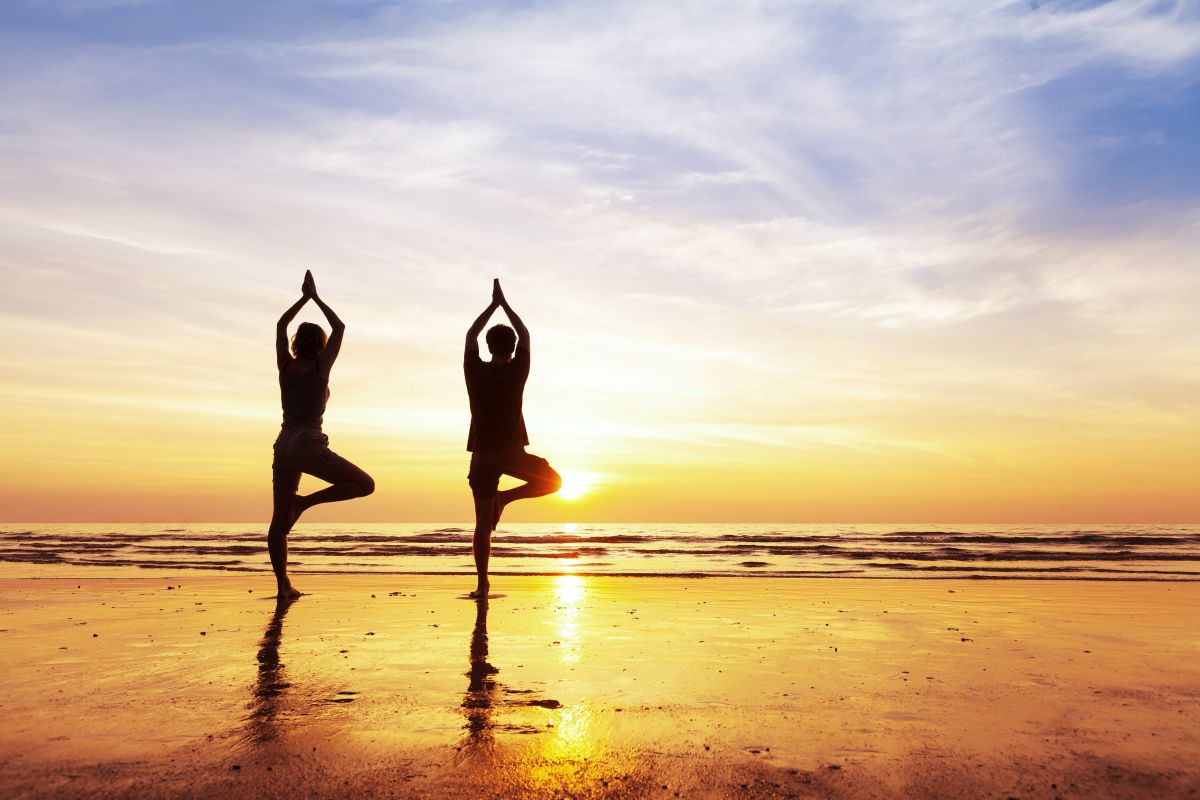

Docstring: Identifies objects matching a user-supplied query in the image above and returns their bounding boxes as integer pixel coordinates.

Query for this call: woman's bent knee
[358,474,376,497]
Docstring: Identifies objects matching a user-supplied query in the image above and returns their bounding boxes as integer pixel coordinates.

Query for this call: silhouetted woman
[269,271,374,599]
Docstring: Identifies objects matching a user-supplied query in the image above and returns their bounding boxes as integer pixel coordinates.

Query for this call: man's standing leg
[471,495,494,598]
[469,453,502,598]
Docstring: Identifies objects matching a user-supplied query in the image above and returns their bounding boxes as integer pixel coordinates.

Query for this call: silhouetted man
[464,279,561,597]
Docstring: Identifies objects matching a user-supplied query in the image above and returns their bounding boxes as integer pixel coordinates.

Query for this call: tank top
[279,360,329,430]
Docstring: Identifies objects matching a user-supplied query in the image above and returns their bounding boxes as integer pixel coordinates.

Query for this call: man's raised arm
[465,282,500,362]
[494,280,529,353]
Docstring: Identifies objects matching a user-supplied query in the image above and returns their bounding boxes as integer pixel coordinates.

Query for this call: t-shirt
[464,349,530,451]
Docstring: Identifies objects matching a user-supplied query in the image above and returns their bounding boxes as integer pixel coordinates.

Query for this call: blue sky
[1,0,1198,520]
[3,1,1196,224]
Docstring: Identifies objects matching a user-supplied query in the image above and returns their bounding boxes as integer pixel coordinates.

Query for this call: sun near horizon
[554,471,594,502]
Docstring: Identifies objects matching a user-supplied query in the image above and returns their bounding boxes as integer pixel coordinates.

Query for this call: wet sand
[1,575,1197,799]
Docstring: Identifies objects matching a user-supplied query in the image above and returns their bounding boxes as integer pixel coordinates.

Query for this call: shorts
[468,448,557,499]
[272,427,361,489]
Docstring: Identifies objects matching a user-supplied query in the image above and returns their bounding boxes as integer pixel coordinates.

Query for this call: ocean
[1,523,1197,580]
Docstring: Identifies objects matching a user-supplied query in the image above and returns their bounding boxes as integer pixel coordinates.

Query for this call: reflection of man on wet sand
[459,599,561,754]
[464,279,562,598]
[461,599,501,750]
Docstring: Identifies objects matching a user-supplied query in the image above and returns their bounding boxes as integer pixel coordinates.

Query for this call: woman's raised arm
[306,271,345,378]
[275,281,310,370]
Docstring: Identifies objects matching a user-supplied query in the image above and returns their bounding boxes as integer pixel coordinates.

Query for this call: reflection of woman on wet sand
[269,271,375,599]
[245,598,294,744]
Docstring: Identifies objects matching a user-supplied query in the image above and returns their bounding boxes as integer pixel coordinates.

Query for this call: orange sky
[3,260,1197,522]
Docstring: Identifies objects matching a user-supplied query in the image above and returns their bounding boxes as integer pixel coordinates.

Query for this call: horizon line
[3,520,1196,526]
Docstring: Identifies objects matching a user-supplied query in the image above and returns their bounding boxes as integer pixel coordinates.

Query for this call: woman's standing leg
[269,467,302,599]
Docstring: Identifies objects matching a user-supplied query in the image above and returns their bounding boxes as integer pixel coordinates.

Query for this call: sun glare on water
[557,471,593,501]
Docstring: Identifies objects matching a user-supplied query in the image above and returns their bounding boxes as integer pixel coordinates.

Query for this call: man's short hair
[485,324,517,356]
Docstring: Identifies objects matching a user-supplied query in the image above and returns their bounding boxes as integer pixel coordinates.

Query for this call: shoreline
[6,568,1200,581]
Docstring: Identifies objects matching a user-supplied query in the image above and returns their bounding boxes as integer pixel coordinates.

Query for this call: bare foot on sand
[276,583,303,600]
[469,582,490,599]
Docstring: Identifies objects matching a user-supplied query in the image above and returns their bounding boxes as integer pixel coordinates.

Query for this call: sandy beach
[1,574,1197,799]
